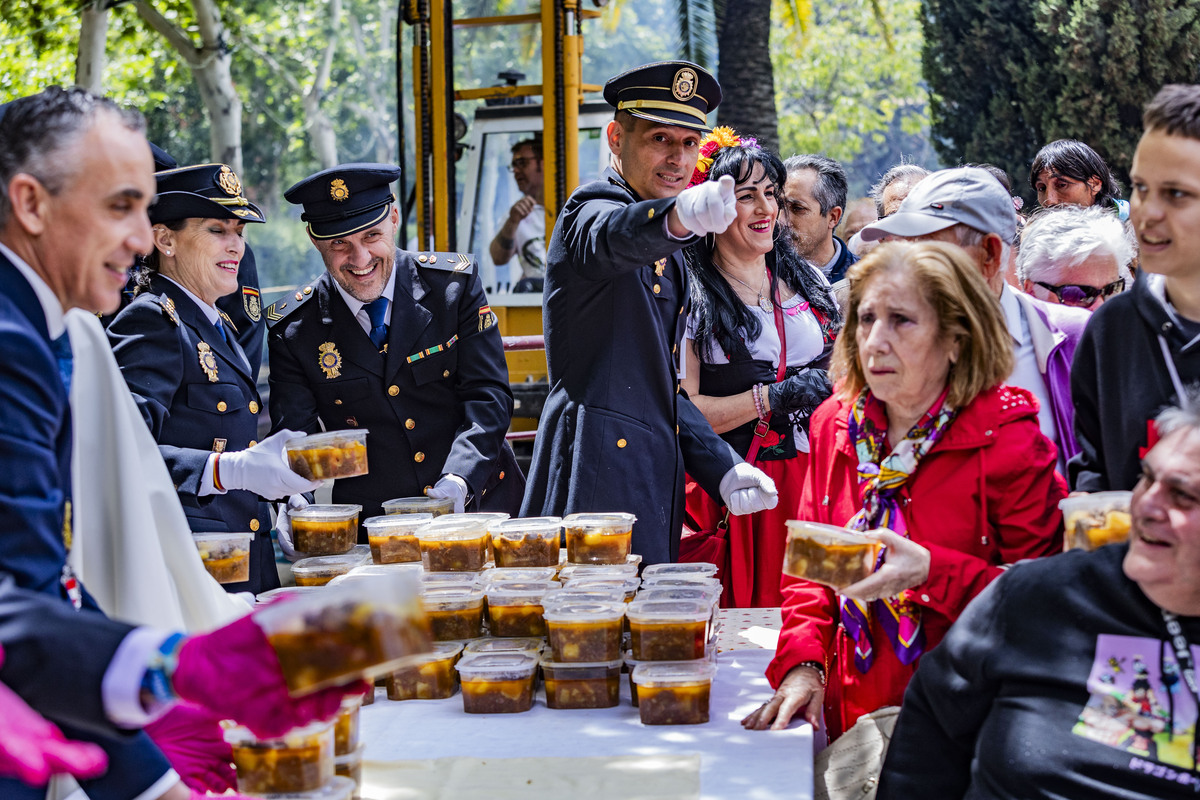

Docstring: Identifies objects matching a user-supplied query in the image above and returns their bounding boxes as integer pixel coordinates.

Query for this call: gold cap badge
[217,165,242,197]
[330,179,350,202]
[672,68,698,102]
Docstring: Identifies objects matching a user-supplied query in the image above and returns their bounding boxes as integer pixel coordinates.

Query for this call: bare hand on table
[741,664,824,731]
[839,529,931,603]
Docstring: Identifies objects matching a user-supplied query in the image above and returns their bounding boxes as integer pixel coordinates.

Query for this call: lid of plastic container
[439,512,512,525]
[485,580,559,604]
[382,495,455,512]
[333,743,365,765]
[562,512,637,531]
[286,430,369,448]
[539,655,624,670]
[1058,491,1133,513]
[454,652,538,679]
[557,563,639,582]
[569,577,641,593]
[483,567,558,584]
[291,504,363,522]
[223,718,333,746]
[192,531,253,545]
[641,562,719,579]
[488,517,563,537]
[636,587,719,606]
[626,599,710,624]
[462,637,543,655]
[639,576,722,590]
[337,563,424,581]
[291,551,371,574]
[784,520,880,546]
[256,585,326,604]
[420,585,485,609]
[415,517,491,540]
[544,588,626,608]
[414,641,466,661]
[253,775,356,800]
[362,513,433,534]
[541,600,625,622]
[421,571,482,587]
[630,661,718,686]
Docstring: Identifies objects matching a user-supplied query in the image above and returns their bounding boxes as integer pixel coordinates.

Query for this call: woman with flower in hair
[681,129,841,608]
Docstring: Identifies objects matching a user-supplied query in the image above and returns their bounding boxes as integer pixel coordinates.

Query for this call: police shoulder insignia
[242,286,262,323]
[415,251,475,274]
[654,258,667,277]
[198,342,219,382]
[265,284,315,328]
[160,296,180,326]
[318,342,342,378]
[478,305,497,332]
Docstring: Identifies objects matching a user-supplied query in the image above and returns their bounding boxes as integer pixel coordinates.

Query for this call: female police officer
[108,163,320,594]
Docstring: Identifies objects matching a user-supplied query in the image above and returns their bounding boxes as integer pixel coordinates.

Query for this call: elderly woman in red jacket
[743,241,1066,739]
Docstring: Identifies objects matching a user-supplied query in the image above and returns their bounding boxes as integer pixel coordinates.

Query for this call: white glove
[427,474,469,514]
[274,494,310,561]
[719,462,779,516]
[674,174,737,236]
[218,429,323,500]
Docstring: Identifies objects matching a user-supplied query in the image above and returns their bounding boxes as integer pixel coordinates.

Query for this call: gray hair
[0,86,144,228]
[1015,205,1136,284]
[870,163,930,217]
[1156,387,1200,434]
[783,154,848,216]
[952,222,1011,274]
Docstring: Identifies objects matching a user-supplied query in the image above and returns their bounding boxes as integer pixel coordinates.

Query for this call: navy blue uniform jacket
[520,168,739,564]
[107,272,277,594]
[267,250,523,524]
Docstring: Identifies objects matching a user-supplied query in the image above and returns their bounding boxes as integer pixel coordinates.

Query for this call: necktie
[364,297,390,352]
[51,331,73,395]
[214,316,228,344]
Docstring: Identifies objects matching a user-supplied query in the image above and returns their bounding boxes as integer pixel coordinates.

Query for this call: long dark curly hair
[685,143,841,362]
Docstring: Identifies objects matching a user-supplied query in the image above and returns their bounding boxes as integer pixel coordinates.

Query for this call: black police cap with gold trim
[603,60,721,133]
[284,163,402,240]
[151,163,266,225]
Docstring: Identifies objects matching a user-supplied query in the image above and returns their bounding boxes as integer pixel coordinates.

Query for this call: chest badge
[319,342,342,378]
[654,258,667,277]
[197,342,219,382]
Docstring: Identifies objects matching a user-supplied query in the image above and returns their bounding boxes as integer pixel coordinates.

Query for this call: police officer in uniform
[107,163,320,594]
[521,62,778,565]
[266,164,523,535]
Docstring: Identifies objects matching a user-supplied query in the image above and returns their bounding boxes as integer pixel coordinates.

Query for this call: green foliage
[923,0,1200,205]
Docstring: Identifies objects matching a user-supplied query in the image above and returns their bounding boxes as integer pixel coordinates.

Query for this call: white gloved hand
[427,474,469,514]
[674,174,737,236]
[274,494,310,561]
[218,429,324,500]
[719,462,779,516]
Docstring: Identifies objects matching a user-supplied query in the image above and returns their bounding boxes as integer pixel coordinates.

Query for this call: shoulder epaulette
[265,284,317,328]
[414,251,475,274]
[158,295,180,327]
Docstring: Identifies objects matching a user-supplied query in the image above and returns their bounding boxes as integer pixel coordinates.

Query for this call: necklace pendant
[759,296,774,313]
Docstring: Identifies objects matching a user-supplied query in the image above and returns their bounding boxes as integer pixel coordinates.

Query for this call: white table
[359,647,812,800]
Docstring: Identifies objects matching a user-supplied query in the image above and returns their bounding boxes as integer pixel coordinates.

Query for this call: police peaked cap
[151,163,266,226]
[284,163,402,239]
[603,60,721,133]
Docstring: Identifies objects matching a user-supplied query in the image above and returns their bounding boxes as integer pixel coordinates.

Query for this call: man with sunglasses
[1017,205,1135,311]
[860,166,1088,473]
[489,137,545,292]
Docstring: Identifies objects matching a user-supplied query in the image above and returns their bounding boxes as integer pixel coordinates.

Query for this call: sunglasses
[1034,278,1125,307]
[507,157,540,172]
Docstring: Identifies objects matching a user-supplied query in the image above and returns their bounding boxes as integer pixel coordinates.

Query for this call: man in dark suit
[267,164,523,533]
[520,61,779,565]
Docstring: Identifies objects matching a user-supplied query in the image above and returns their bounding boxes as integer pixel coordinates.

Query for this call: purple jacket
[1012,291,1089,466]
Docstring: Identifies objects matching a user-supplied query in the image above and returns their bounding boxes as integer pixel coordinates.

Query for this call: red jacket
[767,384,1066,739]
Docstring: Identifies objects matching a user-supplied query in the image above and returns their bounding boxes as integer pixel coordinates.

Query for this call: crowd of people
[2,57,1200,800]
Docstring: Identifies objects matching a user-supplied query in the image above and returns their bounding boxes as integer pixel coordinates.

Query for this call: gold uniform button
[443,369,450,378]
[304,286,313,295]
[405,418,416,430]
[334,399,343,405]
[249,401,259,414]
[216,401,227,412]
[676,425,680,435]
[414,452,425,463]
[617,438,627,448]
[248,440,257,448]
[653,284,661,294]
[388,385,400,397]
[249,519,260,532]
[499,471,506,480]
[648,208,655,219]
[418,254,428,263]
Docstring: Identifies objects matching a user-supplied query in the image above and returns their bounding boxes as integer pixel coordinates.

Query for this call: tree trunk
[715,0,778,152]
[75,1,108,92]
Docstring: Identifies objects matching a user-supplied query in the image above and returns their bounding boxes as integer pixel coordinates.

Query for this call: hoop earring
[772,225,782,242]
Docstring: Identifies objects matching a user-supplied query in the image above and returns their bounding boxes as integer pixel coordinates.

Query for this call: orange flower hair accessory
[687,126,757,188]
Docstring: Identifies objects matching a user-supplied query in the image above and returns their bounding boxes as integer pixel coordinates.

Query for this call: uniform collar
[0,241,65,339]
[158,273,220,326]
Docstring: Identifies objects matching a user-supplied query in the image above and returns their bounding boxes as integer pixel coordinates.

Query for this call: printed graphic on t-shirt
[1074,634,1198,770]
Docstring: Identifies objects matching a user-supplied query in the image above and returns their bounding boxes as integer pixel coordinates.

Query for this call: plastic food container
[416,518,491,572]
[420,586,486,641]
[1060,491,1133,551]
[383,495,455,516]
[557,562,640,583]
[569,577,641,602]
[626,600,709,661]
[386,641,463,700]
[639,575,722,591]
[256,776,357,800]
[290,505,362,556]
[636,586,720,609]
[641,563,720,580]
[483,567,559,585]
[255,571,432,694]
[485,581,558,638]
[421,571,483,589]
[257,586,326,604]
[541,657,622,709]
[193,531,251,584]
[286,430,369,481]
[489,517,563,568]
[562,512,636,564]
[329,563,424,587]
[782,521,883,589]
[461,637,544,657]
[631,662,718,725]
[363,513,432,564]
[291,551,370,587]
[333,696,361,757]
[455,652,539,713]
[226,720,334,793]
[333,746,363,797]
[543,601,625,662]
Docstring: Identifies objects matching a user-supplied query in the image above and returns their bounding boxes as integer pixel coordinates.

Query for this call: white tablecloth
[359,648,812,800]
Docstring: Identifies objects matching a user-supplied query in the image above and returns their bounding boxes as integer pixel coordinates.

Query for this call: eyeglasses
[1034,278,1125,307]
[507,157,539,172]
